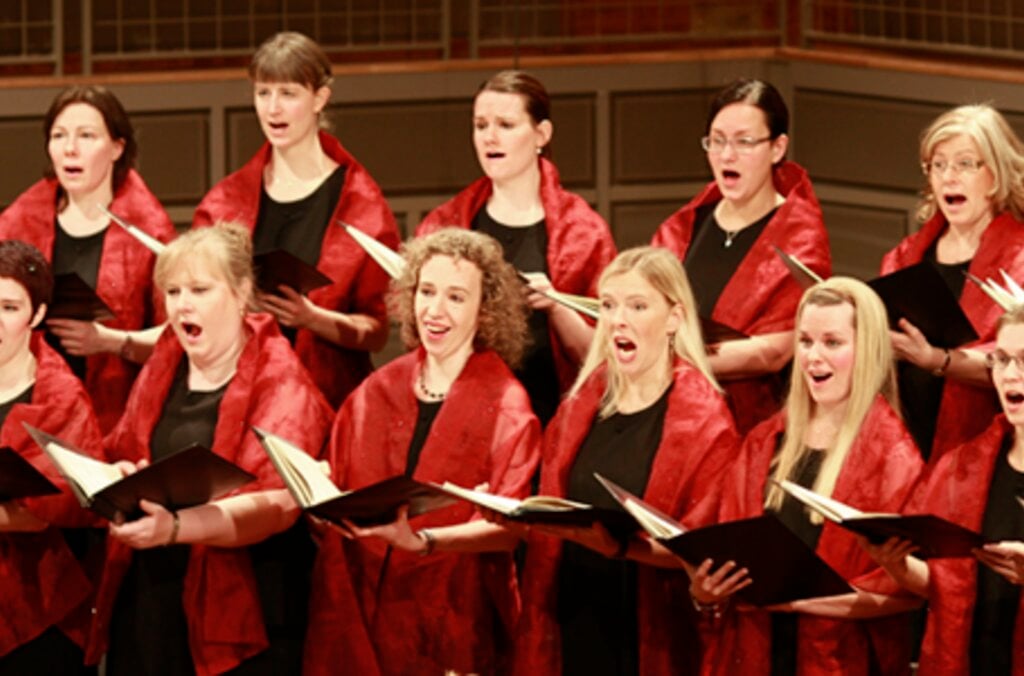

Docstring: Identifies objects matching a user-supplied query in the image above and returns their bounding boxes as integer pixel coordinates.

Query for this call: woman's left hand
[108,499,176,549]
[46,319,119,356]
[975,541,1024,585]
[890,318,942,370]
[258,286,318,329]
[339,505,428,553]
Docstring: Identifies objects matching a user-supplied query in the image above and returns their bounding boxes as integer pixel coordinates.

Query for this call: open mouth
[422,322,449,340]
[614,336,637,354]
[63,166,83,176]
[486,151,505,159]
[1006,390,1024,404]
[809,372,832,384]
[944,194,967,206]
[722,170,740,179]
[181,321,202,338]
[268,122,288,131]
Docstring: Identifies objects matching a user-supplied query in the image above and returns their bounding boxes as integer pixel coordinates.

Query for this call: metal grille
[0,0,59,66]
[474,0,781,53]
[89,0,448,61]
[805,0,1024,58]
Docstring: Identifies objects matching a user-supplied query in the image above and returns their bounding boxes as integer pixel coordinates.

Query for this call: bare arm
[46,321,166,364]
[258,288,388,352]
[709,331,793,381]
[109,489,300,549]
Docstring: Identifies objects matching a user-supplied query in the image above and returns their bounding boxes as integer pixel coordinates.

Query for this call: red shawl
[707,398,923,676]
[192,131,399,408]
[0,171,177,432]
[416,158,618,390]
[0,334,104,657]
[85,313,333,676]
[651,161,831,433]
[304,348,541,675]
[513,360,740,676]
[880,211,1024,461]
[910,415,1024,674]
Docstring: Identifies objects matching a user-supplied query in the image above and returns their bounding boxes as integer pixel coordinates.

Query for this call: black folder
[254,249,333,296]
[597,474,851,606]
[0,447,60,500]
[25,424,256,522]
[310,475,456,527]
[662,514,854,606]
[49,273,115,321]
[821,514,985,559]
[867,263,978,348]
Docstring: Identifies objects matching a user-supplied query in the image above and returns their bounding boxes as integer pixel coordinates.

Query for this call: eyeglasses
[701,135,772,155]
[921,158,985,176]
[985,350,1024,371]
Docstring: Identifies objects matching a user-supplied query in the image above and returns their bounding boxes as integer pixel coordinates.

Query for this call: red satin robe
[706,397,923,676]
[910,415,1024,674]
[85,314,333,676]
[652,161,831,433]
[304,348,541,676]
[192,131,399,408]
[416,157,618,390]
[513,360,740,675]
[0,171,177,432]
[0,334,104,658]
[881,210,1024,461]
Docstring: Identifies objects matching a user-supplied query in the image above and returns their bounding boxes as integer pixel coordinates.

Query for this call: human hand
[258,286,318,329]
[108,499,177,549]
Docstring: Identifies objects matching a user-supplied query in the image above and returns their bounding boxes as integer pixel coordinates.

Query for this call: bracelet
[932,348,952,377]
[690,592,726,619]
[166,511,181,546]
[119,334,134,361]
[417,528,435,556]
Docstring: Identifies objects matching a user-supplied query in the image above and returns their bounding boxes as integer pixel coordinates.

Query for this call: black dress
[556,386,670,676]
[47,222,106,382]
[897,240,970,461]
[0,385,97,676]
[969,435,1024,676]
[107,361,316,676]
[254,166,345,344]
[767,444,826,676]
[473,207,561,425]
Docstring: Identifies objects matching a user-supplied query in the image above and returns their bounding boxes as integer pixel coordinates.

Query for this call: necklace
[723,229,739,248]
[417,369,447,401]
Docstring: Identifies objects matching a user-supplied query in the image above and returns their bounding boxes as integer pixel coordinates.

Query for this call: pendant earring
[536,147,543,155]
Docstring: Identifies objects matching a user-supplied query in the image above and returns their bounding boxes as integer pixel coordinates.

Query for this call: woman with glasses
[652,79,831,433]
[880,104,1024,462]
[865,306,1024,674]
[417,70,617,425]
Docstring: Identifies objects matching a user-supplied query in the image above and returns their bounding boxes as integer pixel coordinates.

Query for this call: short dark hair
[43,85,136,193]
[0,240,53,316]
[705,78,789,140]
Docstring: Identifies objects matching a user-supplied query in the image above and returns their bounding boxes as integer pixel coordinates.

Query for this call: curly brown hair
[389,228,529,368]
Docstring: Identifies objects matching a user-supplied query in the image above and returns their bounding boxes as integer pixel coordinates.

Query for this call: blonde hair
[571,246,719,418]
[997,305,1024,334]
[154,223,255,310]
[389,228,529,368]
[764,277,897,517]
[917,104,1024,223]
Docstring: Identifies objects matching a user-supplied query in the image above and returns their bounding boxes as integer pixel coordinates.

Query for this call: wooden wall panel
[610,200,679,249]
[820,201,911,279]
[0,118,44,209]
[133,111,209,206]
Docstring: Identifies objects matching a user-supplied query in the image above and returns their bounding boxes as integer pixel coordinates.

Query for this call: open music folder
[777,479,987,558]
[0,447,60,500]
[25,423,255,522]
[596,474,852,606]
[254,427,455,526]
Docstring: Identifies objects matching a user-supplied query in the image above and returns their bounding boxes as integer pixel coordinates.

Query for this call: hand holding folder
[437,480,638,540]
[777,479,986,558]
[596,474,851,606]
[253,249,333,296]
[25,423,255,522]
[254,427,455,526]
